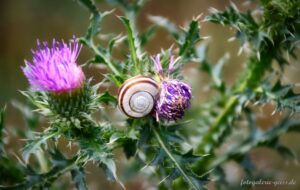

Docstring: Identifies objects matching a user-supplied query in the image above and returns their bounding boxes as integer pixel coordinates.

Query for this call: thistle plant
[1,0,300,190]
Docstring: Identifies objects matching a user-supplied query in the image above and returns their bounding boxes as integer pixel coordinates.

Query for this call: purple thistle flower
[151,54,163,74]
[152,54,192,121]
[155,80,192,121]
[22,37,85,93]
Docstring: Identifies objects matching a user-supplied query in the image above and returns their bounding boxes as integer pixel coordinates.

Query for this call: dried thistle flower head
[152,54,192,121]
[22,36,85,93]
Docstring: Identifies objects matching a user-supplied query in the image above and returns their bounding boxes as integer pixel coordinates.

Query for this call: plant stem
[194,49,273,155]
[194,95,238,154]
[152,125,201,190]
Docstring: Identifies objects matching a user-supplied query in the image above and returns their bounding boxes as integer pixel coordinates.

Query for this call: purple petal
[22,37,85,93]
[155,79,192,121]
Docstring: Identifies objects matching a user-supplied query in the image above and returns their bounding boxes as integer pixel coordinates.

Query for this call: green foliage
[0,107,26,186]
[179,19,201,60]
[150,16,202,61]
[1,0,300,190]
[255,80,300,113]
[119,16,142,74]
[133,118,208,190]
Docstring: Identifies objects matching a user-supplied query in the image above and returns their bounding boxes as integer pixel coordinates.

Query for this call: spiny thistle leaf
[77,0,98,15]
[71,167,88,190]
[205,4,264,50]
[100,158,125,189]
[152,124,207,190]
[211,116,300,169]
[22,127,62,163]
[78,0,121,76]
[2,148,79,189]
[255,80,300,113]
[105,73,124,87]
[78,0,115,45]
[97,91,118,105]
[149,148,165,166]
[78,0,102,45]
[119,16,142,74]
[179,19,201,60]
[78,136,125,189]
[108,34,126,56]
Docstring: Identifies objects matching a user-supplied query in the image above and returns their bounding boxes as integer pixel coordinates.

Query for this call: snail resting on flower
[118,75,159,118]
[118,54,192,121]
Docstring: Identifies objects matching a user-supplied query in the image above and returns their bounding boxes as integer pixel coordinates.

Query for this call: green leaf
[210,117,300,169]
[119,16,142,74]
[179,19,201,59]
[78,0,121,76]
[105,73,124,87]
[152,125,205,190]
[78,0,98,15]
[0,156,25,185]
[108,34,126,56]
[98,92,118,105]
[149,148,165,166]
[3,148,79,189]
[78,0,102,46]
[22,127,61,162]
[100,158,125,189]
[205,5,262,49]
[256,80,300,113]
[78,130,124,189]
[180,149,204,164]
[122,138,137,159]
[71,167,88,190]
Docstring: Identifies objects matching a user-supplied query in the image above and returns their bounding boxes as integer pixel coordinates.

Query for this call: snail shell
[118,75,159,118]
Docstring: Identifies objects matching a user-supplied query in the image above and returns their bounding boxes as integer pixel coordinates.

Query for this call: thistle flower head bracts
[152,54,192,122]
[22,36,85,93]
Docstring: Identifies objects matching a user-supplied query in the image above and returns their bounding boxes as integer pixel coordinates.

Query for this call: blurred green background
[0,0,299,189]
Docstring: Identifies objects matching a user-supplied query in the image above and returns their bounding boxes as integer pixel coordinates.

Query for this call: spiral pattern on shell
[118,75,159,118]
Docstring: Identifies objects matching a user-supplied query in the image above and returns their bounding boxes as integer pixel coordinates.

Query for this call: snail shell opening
[118,75,159,118]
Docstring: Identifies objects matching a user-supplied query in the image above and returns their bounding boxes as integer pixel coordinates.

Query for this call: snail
[118,75,159,118]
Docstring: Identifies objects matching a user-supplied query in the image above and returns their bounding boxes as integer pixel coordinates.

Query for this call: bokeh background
[0,0,299,189]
